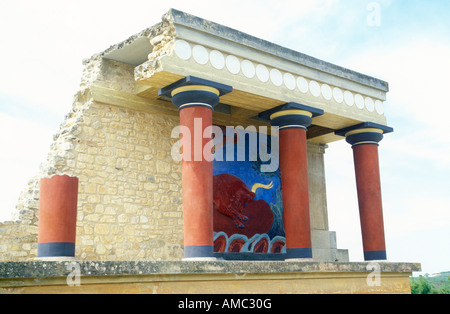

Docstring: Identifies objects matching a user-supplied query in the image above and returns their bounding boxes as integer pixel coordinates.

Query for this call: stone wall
[0,49,186,261]
[1,96,184,261]
[0,222,38,260]
[68,101,183,261]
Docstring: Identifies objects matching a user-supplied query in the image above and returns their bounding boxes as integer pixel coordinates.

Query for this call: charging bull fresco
[213,126,286,255]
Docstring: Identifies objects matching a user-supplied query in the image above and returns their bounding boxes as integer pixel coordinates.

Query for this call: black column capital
[259,102,324,130]
[336,122,394,148]
[158,75,232,111]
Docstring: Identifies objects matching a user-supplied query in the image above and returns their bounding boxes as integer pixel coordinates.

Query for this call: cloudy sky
[1,0,449,274]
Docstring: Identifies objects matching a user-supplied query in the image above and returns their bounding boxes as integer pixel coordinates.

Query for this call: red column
[260,103,324,260]
[353,144,386,260]
[160,77,232,260]
[279,127,312,259]
[340,123,393,261]
[179,105,215,259]
[38,175,79,258]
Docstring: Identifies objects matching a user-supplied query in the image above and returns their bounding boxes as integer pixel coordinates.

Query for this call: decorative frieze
[173,40,385,116]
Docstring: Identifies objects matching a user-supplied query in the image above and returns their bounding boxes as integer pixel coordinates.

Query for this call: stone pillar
[38,175,79,259]
[159,76,232,260]
[260,103,324,260]
[337,122,393,261]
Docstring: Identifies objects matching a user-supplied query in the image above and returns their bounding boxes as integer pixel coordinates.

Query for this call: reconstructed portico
[129,9,393,261]
[0,9,421,294]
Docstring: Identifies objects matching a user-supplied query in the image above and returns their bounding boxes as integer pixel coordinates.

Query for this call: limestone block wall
[69,102,183,261]
[1,98,184,261]
[0,222,38,260]
[0,53,186,261]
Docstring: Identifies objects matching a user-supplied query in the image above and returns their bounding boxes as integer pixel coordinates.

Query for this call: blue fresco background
[213,127,285,239]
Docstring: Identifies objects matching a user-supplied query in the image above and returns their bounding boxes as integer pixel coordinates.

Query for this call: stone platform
[0,261,420,294]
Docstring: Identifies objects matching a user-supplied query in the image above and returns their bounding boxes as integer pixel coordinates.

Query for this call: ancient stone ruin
[0,9,420,294]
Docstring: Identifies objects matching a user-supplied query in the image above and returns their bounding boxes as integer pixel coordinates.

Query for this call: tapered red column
[179,102,215,259]
[279,126,312,259]
[353,143,386,260]
[337,122,394,261]
[159,76,232,260]
[38,175,79,258]
[260,103,323,260]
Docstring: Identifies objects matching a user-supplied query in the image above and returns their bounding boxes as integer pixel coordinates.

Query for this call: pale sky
[0,0,449,275]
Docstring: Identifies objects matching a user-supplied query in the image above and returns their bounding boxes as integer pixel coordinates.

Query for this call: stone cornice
[169,8,389,93]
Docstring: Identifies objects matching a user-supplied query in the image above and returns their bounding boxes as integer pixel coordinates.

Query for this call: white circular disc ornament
[333,87,344,103]
[321,84,332,100]
[344,91,354,107]
[297,77,309,93]
[226,55,241,74]
[256,64,269,82]
[375,100,384,115]
[242,60,256,78]
[284,73,296,90]
[355,94,365,109]
[210,50,225,69]
[309,80,321,97]
[193,45,208,65]
[174,40,192,60]
[365,97,375,112]
[270,69,283,86]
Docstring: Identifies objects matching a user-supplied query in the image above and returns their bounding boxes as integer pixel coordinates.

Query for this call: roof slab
[102,9,390,144]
